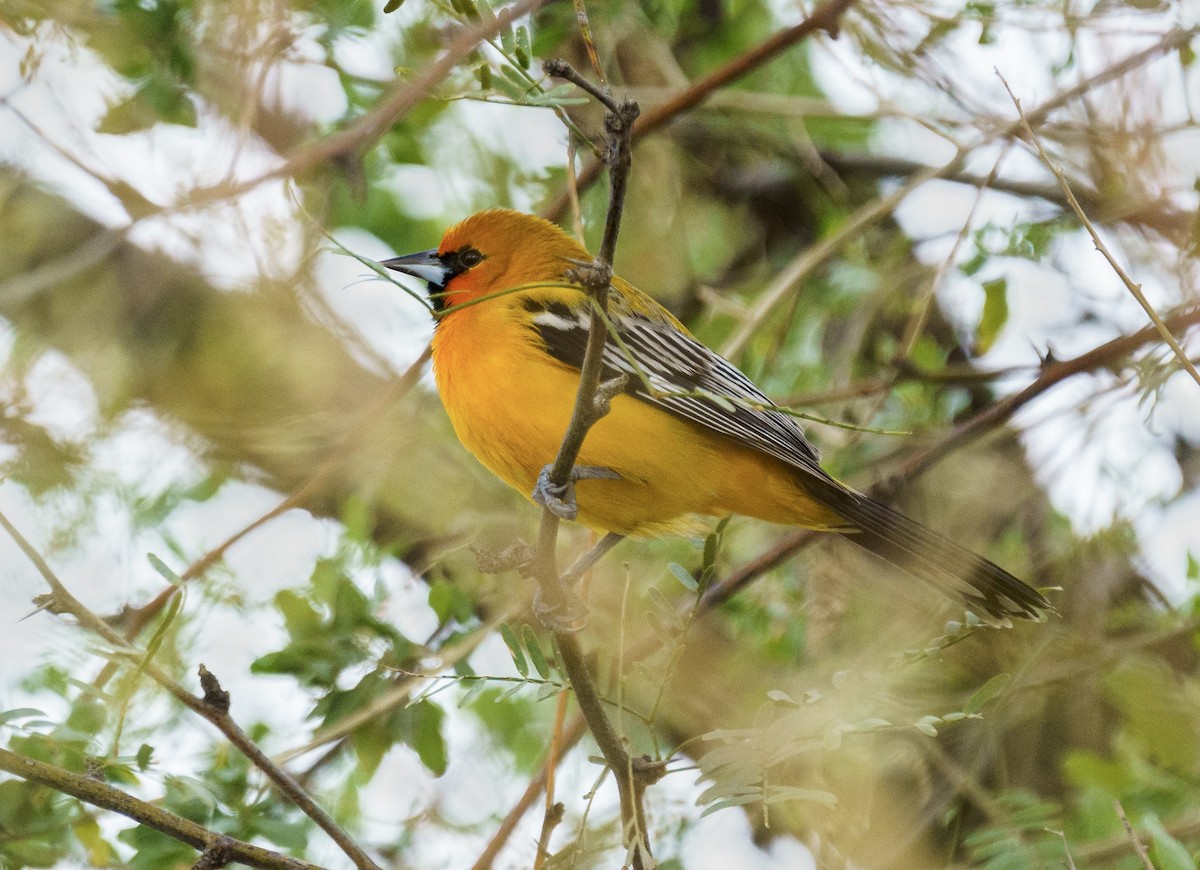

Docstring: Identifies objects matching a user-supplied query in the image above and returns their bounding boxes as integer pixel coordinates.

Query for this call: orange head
[382,209,590,314]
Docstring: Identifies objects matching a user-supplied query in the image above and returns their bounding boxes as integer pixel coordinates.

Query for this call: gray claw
[531,464,621,521]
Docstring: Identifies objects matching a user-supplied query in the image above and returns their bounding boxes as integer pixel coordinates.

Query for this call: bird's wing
[522,296,827,478]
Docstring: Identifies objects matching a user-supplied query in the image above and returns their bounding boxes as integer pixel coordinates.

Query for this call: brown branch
[817,150,1193,240]
[535,692,573,868]
[701,304,1200,606]
[719,26,1197,359]
[534,58,653,868]
[1002,75,1200,389]
[0,747,322,870]
[0,510,382,870]
[469,713,588,870]
[542,0,859,221]
[181,0,548,209]
[91,345,434,691]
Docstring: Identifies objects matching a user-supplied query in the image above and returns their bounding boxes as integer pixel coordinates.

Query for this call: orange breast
[431,301,846,536]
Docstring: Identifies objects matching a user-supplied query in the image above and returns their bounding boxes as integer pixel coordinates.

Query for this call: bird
[382,209,1050,621]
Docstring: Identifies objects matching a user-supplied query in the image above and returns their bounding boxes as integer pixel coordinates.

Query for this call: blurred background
[0,0,1198,867]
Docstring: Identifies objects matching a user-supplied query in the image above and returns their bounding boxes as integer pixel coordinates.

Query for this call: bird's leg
[532,534,625,633]
[533,586,589,633]
[562,532,625,585]
[532,464,621,521]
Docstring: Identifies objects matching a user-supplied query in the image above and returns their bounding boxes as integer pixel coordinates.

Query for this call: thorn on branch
[29,592,69,617]
[198,665,231,714]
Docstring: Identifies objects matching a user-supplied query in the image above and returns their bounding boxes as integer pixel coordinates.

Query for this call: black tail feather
[809,480,1052,621]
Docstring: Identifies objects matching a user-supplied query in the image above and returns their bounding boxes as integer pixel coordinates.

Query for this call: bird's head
[382,209,590,315]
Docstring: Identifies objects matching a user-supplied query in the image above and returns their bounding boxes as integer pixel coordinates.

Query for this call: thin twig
[181,0,549,210]
[1114,800,1156,870]
[0,748,321,870]
[536,58,652,868]
[542,0,860,221]
[700,304,1200,606]
[719,26,1197,359]
[1001,73,1200,389]
[91,345,434,691]
[534,692,573,868]
[0,511,382,870]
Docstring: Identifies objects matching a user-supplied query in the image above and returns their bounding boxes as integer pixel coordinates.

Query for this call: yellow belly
[431,309,846,536]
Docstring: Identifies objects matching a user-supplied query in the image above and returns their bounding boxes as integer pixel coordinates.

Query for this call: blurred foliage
[1,0,1198,867]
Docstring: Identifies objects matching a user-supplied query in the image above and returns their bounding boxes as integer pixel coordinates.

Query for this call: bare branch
[542,0,860,221]
[719,26,1197,359]
[0,748,322,870]
[1001,74,1200,389]
[0,511,382,870]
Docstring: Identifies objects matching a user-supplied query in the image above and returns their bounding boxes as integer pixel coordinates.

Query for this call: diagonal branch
[701,304,1200,606]
[718,26,1196,359]
[0,747,323,870]
[0,510,383,870]
[1001,74,1200,390]
[542,0,860,221]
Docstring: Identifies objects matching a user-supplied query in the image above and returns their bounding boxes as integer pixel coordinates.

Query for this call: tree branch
[718,26,1197,359]
[534,57,655,867]
[0,510,382,870]
[542,0,860,221]
[1001,74,1200,389]
[0,747,322,870]
[701,304,1200,606]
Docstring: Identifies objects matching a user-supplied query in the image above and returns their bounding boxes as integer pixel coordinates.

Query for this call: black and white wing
[522,296,827,479]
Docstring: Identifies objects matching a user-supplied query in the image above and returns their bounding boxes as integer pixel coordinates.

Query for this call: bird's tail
[805,478,1052,621]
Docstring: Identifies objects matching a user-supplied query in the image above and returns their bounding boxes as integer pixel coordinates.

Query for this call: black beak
[381,249,452,288]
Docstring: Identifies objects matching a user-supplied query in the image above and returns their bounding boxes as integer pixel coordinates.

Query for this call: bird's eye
[458,247,484,268]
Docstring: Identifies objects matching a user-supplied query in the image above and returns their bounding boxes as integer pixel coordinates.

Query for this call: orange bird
[384,209,1049,621]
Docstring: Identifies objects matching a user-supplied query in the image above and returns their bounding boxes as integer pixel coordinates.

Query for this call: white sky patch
[319,226,435,374]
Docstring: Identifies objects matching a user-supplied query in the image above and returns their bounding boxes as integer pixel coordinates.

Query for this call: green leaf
[515,25,531,68]
[965,673,1010,714]
[668,563,699,592]
[0,707,46,725]
[146,552,181,585]
[975,277,1009,354]
[499,623,528,678]
[1145,814,1197,870]
[383,0,404,10]
[521,625,551,679]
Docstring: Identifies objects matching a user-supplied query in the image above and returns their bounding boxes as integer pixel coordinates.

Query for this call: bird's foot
[533,584,589,633]
[532,464,621,521]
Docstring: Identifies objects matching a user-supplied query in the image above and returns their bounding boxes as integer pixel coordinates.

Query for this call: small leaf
[975,277,1009,354]
[521,625,551,679]
[147,553,181,585]
[914,715,941,737]
[458,677,488,708]
[1145,813,1197,870]
[515,25,531,68]
[668,563,698,592]
[965,673,1010,714]
[136,743,154,770]
[0,707,46,725]
[383,0,404,10]
[498,623,528,678]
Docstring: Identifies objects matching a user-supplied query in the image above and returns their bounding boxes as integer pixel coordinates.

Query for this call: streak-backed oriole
[383,209,1049,621]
